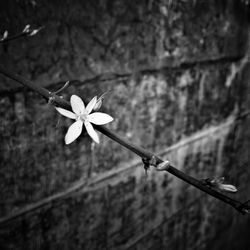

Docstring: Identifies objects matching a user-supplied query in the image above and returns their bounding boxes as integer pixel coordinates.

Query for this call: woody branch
[0,65,249,214]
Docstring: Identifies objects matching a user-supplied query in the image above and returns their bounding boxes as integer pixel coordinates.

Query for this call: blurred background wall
[0,0,250,249]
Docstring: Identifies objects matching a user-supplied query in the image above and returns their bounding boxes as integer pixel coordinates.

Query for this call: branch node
[201,177,238,194]
[48,92,56,105]
[48,81,69,104]
[142,155,157,176]
[142,158,150,176]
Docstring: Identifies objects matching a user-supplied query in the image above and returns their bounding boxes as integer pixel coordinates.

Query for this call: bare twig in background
[0,65,249,214]
[0,24,43,43]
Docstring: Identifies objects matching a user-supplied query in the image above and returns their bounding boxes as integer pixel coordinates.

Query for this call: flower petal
[65,120,83,144]
[70,95,85,115]
[55,107,76,119]
[86,96,97,114]
[88,112,113,125]
[84,121,99,143]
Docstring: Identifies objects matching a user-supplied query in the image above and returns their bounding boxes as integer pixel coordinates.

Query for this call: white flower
[55,95,113,144]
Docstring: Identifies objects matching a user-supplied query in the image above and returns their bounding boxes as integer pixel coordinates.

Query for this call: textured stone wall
[0,0,246,91]
[0,0,250,249]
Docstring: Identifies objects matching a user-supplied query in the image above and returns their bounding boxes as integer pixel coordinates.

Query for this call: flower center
[78,113,88,122]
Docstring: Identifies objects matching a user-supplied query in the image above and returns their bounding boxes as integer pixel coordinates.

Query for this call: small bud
[28,26,43,36]
[243,208,250,214]
[23,24,31,33]
[3,30,8,40]
[29,29,39,36]
[93,91,109,111]
[218,184,238,193]
[93,98,102,111]
[156,160,170,171]
[203,177,238,194]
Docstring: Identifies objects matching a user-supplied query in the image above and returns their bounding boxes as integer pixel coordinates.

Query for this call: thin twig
[0,32,27,43]
[0,25,43,44]
[0,65,249,214]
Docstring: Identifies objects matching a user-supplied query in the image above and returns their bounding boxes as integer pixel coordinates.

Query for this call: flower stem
[0,65,249,214]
